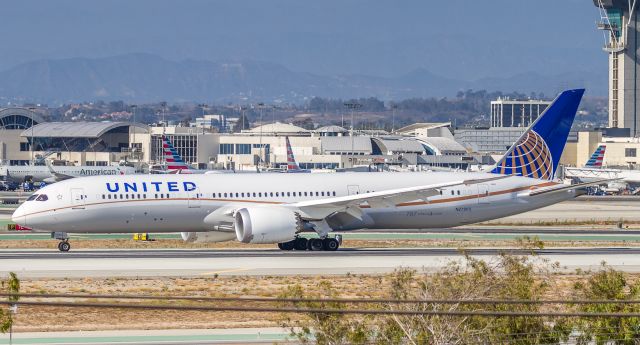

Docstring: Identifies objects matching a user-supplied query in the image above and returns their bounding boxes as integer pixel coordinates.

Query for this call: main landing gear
[52,232,71,252]
[277,235,341,251]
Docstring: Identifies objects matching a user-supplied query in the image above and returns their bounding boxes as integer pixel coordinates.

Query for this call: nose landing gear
[51,232,70,252]
[57,241,71,252]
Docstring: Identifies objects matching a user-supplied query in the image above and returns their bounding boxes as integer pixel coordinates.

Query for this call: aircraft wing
[288,175,509,220]
[528,178,621,197]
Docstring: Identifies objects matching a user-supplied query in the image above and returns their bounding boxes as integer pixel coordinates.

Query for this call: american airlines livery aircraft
[564,143,640,188]
[12,89,599,252]
[1,162,135,183]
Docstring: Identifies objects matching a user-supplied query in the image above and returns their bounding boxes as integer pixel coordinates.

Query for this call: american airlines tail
[285,136,301,171]
[584,145,606,168]
[490,89,584,180]
[162,135,192,172]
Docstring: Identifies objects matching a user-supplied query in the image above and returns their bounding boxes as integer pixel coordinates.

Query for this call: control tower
[594,0,639,136]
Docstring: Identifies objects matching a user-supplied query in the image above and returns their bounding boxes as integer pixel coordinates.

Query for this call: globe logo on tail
[494,130,553,180]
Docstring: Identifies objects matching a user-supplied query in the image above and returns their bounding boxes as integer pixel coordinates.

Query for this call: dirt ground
[1,237,640,250]
[7,272,622,332]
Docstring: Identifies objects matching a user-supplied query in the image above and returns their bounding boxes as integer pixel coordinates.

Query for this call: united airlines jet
[12,89,598,252]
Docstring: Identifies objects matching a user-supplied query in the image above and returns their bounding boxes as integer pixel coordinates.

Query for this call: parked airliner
[564,144,640,188]
[12,89,600,252]
[1,162,135,183]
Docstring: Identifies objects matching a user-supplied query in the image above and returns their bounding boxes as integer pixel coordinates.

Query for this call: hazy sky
[1,0,605,80]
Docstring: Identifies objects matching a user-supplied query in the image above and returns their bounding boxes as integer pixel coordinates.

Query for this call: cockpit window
[26,194,38,201]
[36,194,48,201]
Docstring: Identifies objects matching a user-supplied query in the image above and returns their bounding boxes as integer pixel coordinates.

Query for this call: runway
[3,247,640,278]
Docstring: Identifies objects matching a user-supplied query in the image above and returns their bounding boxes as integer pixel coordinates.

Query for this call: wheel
[59,241,70,252]
[293,237,308,250]
[308,238,324,251]
[322,238,339,251]
[278,241,295,250]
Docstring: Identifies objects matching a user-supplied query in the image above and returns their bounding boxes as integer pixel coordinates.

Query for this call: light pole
[130,105,137,158]
[391,103,398,134]
[28,107,37,164]
[198,103,207,134]
[257,102,265,168]
[343,102,362,157]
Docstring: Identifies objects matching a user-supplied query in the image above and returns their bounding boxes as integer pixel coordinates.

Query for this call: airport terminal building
[0,108,477,171]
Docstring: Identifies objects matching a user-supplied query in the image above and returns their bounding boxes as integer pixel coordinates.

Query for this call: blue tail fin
[584,144,606,167]
[490,89,585,180]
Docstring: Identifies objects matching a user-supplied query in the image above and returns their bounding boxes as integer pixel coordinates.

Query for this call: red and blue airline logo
[162,135,191,171]
[585,145,606,167]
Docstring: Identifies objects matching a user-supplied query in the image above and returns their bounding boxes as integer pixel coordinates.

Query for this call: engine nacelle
[234,207,300,244]
[181,231,237,243]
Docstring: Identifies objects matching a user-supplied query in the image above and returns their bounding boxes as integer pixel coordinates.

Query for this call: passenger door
[347,185,360,195]
[70,188,86,209]
[477,184,490,204]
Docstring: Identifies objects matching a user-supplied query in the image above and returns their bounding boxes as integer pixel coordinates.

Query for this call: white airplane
[564,144,640,188]
[12,89,600,252]
[1,162,136,184]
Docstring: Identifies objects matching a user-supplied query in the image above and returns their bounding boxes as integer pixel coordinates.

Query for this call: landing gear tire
[308,238,324,251]
[322,238,339,251]
[293,237,308,250]
[58,241,71,252]
[278,241,295,251]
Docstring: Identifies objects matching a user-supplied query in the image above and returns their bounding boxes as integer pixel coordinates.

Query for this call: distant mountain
[0,53,607,104]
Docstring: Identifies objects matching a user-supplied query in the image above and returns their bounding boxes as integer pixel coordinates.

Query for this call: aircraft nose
[11,206,26,227]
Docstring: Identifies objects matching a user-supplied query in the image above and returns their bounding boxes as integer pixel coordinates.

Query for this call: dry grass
[10,273,640,332]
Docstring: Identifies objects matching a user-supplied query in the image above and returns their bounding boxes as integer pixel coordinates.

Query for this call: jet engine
[234,207,301,244]
[181,231,236,243]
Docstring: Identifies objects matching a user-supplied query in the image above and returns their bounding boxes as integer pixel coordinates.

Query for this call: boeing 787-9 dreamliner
[12,89,599,252]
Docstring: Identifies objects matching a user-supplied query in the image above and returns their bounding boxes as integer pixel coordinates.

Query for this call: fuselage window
[166,194,170,199]
[107,194,112,199]
[270,192,273,197]
[137,194,141,199]
[451,190,454,195]
[321,192,325,196]
[224,193,227,198]
[102,195,105,199]
[315,192,319,196]
[457,190,460,196]
[154,194,158,199]
[333,191,336,196]
[304,192,307,196]
[235,193,239,198]
[143,194,147,199]
[287,192,290,197]
[259,192,262,197]
[241,193,245,197]
[126,194,129,199]
[276,192,279,197]
[120,194,124,199]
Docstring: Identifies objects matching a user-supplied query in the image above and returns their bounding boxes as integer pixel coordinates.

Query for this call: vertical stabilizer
[584,144,606,167]
[490,89,585,180]
[162,135,191,171]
